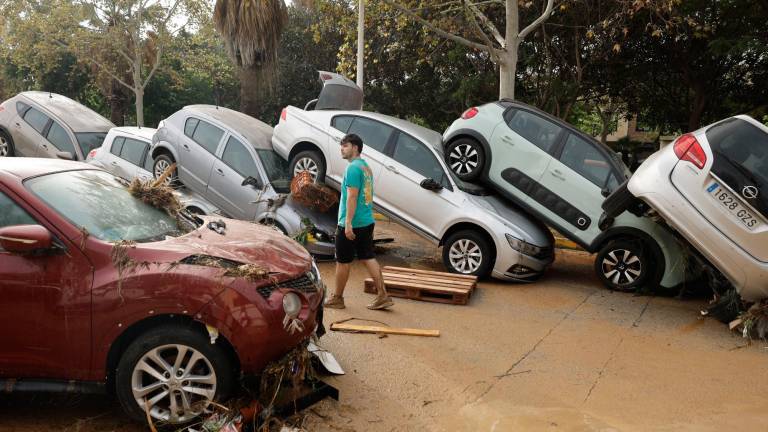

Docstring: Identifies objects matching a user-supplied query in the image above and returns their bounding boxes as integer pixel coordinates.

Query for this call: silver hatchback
[607,115,768,302]
[0,92,114,160]
[149,105,337,256]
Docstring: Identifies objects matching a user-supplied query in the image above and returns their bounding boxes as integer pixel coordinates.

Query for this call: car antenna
[48,92,52,99]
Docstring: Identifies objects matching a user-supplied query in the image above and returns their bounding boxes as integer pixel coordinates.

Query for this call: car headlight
[308,260,322,285]
[311,227,330,242]
[506,233,544,256]
[282,292,302,319]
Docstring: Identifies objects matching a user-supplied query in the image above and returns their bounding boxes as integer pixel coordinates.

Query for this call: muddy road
[2,221,767,431]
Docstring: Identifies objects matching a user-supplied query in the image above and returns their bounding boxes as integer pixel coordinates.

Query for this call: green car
[443,100,693,291]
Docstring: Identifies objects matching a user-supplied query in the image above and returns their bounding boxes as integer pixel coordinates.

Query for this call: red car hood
[132,217,312,277]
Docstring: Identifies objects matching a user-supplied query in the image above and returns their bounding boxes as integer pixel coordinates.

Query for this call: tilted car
[0,158,323,424]
[87,126,223,217]
[603,115,768,302]
[0,91,114,160]
[442,100,692,291]
[272,73,555,280]
[149,105,337,256]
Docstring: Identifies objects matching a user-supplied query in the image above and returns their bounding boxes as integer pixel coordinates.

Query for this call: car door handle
[501,135,515,145]
[111,161,118,166]
[183,144,190,151]
[15,122,20,127]
[550,171,565,181]
[215,168,224,176]
[386,165,399,174]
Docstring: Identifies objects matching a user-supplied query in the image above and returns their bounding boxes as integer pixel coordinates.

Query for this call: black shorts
[335,223,375,263]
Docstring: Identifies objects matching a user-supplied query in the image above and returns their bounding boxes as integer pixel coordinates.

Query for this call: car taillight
[280,108,287,121]
[87,149,98,159]
[673,133,707,169]
[461,107,478,120]
[0,106,4,112]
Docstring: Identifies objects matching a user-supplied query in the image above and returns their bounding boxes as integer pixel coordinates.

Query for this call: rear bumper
[271,123,291,160]
[629,154,768,301]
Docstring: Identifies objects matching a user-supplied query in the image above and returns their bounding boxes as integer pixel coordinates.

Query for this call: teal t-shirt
[338,158,375,228]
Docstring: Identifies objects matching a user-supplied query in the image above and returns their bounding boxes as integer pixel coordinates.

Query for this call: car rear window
[316,84,363,111]
[706,117,768,216]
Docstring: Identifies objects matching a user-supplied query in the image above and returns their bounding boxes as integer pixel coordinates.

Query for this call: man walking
[324,134,393,310]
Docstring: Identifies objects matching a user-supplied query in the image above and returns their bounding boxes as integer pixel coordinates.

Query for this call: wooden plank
[365,280,470,305]
[381,271,476,288]
[380,275,472,292]
[330,322,439,337]
[366,278,469,295]
[383,266,477,281]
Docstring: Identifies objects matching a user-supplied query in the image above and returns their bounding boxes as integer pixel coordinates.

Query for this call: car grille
[256,274,317,299]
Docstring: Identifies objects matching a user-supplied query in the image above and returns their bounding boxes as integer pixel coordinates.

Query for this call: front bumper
[305,239,335,258]
[492,242,555,282]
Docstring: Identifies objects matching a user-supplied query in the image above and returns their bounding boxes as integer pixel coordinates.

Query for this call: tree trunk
[135,87,145,127]
[688,86,707,132]
[239,64,264,118]
[498,45,518,100]
[110,98,126,126]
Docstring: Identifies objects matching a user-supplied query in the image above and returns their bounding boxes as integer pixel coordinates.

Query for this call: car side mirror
[304,99,318,111]
[0,225,53,254]
[56,151,74,161]
[241,176,264,189]
[601,187,611,198]
[420,178,443,191]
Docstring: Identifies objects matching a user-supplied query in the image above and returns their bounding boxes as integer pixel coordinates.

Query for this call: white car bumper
[629,149,768,301]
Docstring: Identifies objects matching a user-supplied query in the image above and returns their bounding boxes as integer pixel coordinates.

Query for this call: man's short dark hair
[341,133,364,154]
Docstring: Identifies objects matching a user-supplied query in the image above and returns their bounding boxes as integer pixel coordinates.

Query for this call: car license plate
[707,182,760,230]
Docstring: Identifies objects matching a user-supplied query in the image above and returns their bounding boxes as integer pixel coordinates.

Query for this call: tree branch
[142,43,163,88]
[466,0,505,47]
[380,0,496,55]
[54,37,135,90]
[463,0,500,54]
[519,0,554,40]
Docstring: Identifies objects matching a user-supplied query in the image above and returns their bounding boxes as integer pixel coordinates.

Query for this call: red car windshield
[26,170,184,242]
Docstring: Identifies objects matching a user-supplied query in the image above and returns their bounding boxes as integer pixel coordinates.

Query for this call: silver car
[604,115,768,302]
[149,105,337,256]
[272,73,555,280]
[86,126,221,217]
[0,92,114,160]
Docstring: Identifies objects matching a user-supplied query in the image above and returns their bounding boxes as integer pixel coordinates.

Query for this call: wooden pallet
[364,266,477,305]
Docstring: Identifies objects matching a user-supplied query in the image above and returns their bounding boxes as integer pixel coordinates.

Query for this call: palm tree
[213,0,288,117]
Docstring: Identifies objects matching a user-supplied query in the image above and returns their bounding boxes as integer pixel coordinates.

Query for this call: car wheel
[442,230,493,277]
[601,179,634,219]
[446,138,485,182]
[290,150,326,183]
[0,131,14,157]
[153,154,178,186]
[115,325,235,425]
[594,238,658,292]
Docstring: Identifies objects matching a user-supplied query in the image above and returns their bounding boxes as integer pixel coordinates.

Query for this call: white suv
[604,115,768,302]
[272,72,555,280]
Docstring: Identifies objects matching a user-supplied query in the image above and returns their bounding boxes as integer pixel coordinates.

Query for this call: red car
[0,158,324,424]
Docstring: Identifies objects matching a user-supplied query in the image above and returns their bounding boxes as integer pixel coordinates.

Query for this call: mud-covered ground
[2,221,767,431]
